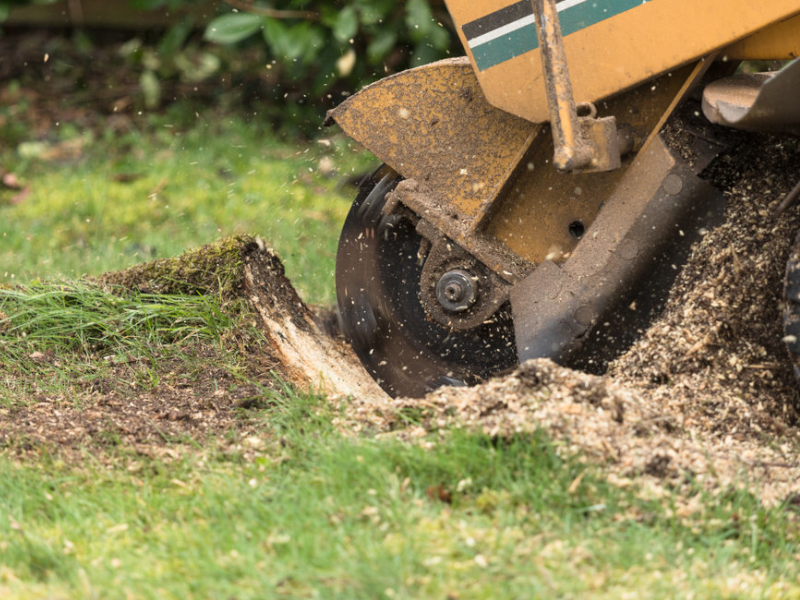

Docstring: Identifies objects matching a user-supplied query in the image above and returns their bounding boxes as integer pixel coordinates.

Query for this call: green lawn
[1,404,799,599]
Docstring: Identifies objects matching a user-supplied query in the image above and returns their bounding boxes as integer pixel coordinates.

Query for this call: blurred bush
[1,0,458,130]
[204,1,453,80]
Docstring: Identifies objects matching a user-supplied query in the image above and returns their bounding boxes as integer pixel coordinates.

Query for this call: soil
[0,342,273,462]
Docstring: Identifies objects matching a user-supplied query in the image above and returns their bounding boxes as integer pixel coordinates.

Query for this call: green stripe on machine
[469,0,648,71]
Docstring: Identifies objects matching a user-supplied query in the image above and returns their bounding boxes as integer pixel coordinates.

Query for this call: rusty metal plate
[483,66,695,267]
[327,58,537,221]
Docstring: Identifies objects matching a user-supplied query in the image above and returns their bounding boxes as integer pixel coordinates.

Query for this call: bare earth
[3,129,800,508]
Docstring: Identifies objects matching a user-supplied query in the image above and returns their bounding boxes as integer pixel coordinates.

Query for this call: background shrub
[1,0,459,130]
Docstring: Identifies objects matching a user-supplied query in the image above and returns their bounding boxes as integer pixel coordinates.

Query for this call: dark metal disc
[783,230,800,381]
[335,168,517,398]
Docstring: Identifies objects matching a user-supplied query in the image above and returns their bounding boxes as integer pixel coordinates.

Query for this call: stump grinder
[327,0,800,397]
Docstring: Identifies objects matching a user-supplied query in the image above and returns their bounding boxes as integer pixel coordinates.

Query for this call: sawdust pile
[341,132,800,506]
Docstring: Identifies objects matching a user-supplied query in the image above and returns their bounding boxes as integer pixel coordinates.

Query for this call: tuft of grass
[0,282,232,353]
[0,281,253,403]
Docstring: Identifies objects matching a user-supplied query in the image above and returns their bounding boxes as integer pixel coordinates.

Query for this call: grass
[0,282,232,352]
[1,98,800,599]
[0,107,372,305]
[0,280,249,405]
[1,393,799,599]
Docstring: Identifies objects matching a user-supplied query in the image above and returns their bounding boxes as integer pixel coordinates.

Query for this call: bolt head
[436,269,477,313]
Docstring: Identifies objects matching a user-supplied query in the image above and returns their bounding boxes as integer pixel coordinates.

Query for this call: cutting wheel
[783,230,800,380]
[335,168,518,398]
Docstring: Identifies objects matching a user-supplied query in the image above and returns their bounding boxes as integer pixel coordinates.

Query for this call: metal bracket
[531,0,621,172]
[702,56,800,135]
[415,219,512,331]
[510,136,725,367]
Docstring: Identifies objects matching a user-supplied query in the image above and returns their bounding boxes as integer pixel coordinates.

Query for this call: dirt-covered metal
[417,229,511,331]
[330,0,800,397]
[530,0,620,172]
[702,57,800,136]
[511,135,725,365]
[325,58,537,226]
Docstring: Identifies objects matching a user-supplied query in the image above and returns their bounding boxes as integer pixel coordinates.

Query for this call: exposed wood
[239,244,389,403]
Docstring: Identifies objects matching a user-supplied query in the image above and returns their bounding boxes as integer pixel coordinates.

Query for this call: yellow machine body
[329,0,800,275]
[446,0,800,123]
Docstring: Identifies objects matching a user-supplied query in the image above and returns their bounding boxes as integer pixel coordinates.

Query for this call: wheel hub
[436,269,477,313]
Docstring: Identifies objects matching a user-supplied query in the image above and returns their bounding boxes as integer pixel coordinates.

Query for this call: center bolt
[436,269,477,313]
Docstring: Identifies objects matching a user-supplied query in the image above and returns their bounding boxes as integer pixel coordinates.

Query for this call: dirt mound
[613,132,800,433]
[344,356,800,505]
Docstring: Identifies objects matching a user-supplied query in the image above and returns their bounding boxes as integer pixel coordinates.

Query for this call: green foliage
[3,0,456,89]
[204,12,263,45]
[117,31,225,109]
[2,0,457,127]
[202,1,456,97]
